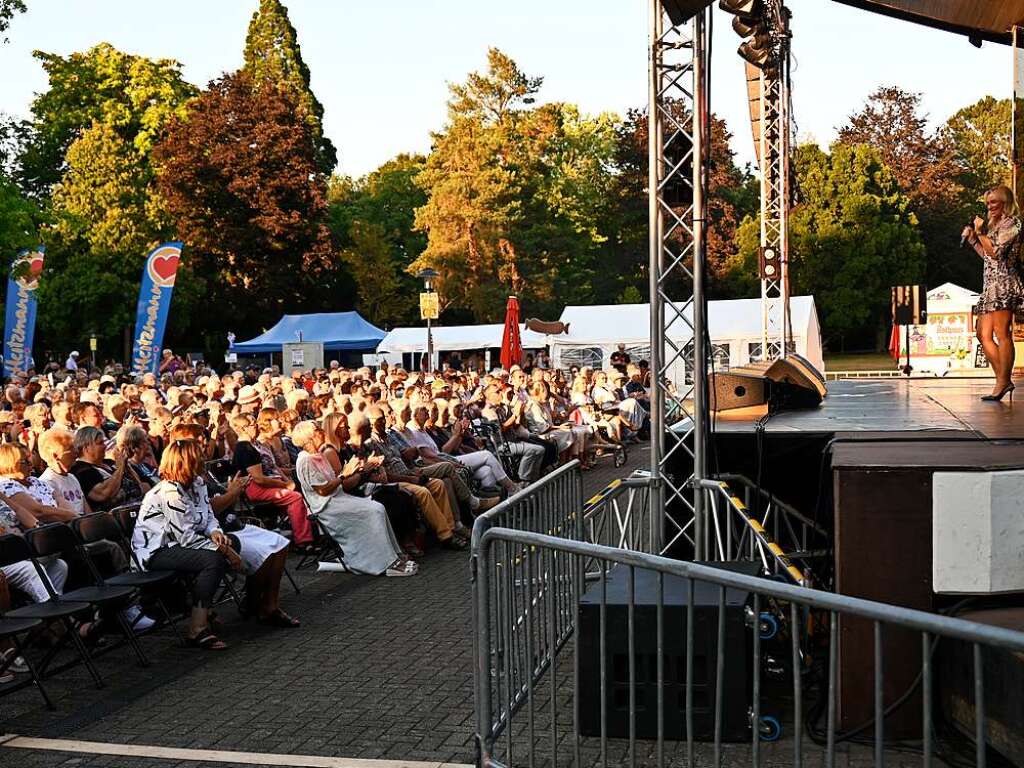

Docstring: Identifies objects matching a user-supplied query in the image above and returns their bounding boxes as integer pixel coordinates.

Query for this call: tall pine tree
[243,0,336,172]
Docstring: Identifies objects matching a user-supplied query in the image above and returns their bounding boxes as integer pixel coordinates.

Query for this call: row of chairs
[0,507,181,708]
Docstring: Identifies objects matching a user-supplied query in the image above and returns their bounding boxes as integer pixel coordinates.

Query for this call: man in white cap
[65,351,79,371]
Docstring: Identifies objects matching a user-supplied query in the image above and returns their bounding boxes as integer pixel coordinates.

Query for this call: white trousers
[2,557,67,603]
[456,450,510,488]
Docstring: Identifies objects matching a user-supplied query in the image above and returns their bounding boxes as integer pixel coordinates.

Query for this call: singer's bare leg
[977,314,1001,388]
[992,309,1015,392]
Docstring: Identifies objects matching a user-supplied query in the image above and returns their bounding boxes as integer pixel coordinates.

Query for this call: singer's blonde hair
[987,185,1019,221]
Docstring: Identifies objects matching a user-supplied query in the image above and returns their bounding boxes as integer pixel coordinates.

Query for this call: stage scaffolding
[646,1,709,558]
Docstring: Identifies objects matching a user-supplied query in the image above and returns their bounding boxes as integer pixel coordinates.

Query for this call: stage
[710,377,1024,442]
[665,376,1024,744]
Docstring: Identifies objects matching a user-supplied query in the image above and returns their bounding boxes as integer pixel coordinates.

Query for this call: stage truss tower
[758,2,793,361]
[647,1,710,558]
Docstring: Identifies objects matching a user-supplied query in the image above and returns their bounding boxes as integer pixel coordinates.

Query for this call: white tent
[376,323,548,364]
[550,296,823,380]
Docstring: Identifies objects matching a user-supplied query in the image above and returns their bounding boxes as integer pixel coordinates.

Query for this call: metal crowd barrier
[471,524,1024,768]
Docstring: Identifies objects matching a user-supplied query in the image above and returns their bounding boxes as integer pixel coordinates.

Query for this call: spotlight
[719,0,762,17]
[759,246,779,279]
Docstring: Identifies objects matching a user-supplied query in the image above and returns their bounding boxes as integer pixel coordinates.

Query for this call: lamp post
[417,268,439,372]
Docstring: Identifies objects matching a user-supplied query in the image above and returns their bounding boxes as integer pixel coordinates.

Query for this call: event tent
[894,282,982,375]
[232,312,386,353]
[377,323,548,356]
[550,296,823,377]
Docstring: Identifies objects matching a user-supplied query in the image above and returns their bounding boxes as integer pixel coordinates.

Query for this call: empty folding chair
[72,511,183,641]
[24,523,149,669]
[0,533,101,688]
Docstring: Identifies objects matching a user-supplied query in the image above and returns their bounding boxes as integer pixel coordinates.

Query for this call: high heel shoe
[981,383,1015,402]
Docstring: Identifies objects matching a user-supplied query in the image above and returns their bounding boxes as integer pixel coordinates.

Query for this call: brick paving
[0,445,950,767]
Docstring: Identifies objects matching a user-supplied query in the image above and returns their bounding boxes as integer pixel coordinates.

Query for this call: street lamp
[417,268,439,373]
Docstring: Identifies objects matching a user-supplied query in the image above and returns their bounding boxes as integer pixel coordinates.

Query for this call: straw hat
[236,385,261,407]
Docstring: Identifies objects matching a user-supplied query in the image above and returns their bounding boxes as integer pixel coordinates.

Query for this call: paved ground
[0,445,960,767]
[0,451,645,768]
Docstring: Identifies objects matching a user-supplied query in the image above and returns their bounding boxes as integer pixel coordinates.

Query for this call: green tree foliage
[339,221,411,328]
[735,143,926,348]
[414,48,629,322]
[836,86,974,291]
[243,0,336,172]
[153,71,337,343]
[0,0,25,42]
[0,172,39,258]
[943,96,1012,196]
[15,43,196,198]
[327,153,426,326]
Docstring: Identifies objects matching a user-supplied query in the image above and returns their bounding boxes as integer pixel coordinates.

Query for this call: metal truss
[647,1,709,558]
[759,2,792,361]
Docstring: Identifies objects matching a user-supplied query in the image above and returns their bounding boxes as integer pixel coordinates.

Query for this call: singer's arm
[968,231,995,259]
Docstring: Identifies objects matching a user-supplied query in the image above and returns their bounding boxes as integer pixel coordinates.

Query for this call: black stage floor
[713,378,1024,440]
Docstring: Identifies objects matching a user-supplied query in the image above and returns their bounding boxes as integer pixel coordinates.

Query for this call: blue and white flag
[3,246,45,379]
[131,242,183,376]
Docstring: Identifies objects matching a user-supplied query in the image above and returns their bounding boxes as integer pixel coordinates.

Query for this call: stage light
[738,38,772,68]
[732,15,758,37]
[759,245,778,279]
[718,0,761,17]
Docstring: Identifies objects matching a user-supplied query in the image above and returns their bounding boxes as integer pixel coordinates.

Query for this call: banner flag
[3,246,45,379]
[131,241,183,376]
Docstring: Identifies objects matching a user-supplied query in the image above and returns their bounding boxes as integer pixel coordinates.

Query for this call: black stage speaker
[664,0,716,25]
[712,355,827,412]
[578,562,759,742]
[710,371,768,410]
[891,285,927,325]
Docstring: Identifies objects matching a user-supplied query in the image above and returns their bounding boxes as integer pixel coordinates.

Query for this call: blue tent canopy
[231,312,386,354]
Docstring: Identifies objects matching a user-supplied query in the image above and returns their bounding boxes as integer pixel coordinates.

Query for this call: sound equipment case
[577,562,760,741]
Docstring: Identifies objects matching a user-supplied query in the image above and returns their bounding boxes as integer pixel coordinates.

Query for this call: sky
[0,0,1012,177]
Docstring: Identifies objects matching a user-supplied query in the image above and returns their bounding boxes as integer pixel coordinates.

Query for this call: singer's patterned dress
[974,215,1024,315]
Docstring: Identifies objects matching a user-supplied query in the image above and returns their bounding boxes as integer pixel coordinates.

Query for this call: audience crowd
[0,354,650,679]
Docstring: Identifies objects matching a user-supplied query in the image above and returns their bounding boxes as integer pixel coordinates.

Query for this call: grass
[823,352,895,372]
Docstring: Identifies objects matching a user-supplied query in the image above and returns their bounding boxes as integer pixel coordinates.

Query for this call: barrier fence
[471,474,1024,768]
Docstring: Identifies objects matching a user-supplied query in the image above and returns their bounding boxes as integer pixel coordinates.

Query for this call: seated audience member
[408,406,520,495]
[291,421,417,576]
[230,414,312,548]
[592,369,647,438]
[524,381,592,468]
[346,413,462,553]
[0,468,68,604]
[481,385,550,482]
[133,440,298,651]
[118,424,160,486]
[71,426,149,511]
[38,428,88,515]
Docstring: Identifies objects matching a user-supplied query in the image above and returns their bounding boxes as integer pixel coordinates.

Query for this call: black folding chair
[25,523,149,669]
[297,512,348,572]
[0,548,54,709]
[1,534,102,689]
[72,511,184,643]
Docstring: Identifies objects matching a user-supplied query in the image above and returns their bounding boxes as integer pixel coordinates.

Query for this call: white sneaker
[121,605,156,633]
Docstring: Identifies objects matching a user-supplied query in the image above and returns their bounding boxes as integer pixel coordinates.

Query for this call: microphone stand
[902,323,913,376]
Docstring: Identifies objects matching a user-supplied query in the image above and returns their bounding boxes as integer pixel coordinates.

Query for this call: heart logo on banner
[148,246,181,287]
[13,251,44,291]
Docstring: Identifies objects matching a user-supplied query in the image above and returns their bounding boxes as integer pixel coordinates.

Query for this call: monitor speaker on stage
[892,285,927,325]
[712,354,827,412]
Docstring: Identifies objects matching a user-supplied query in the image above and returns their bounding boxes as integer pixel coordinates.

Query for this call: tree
[412,49,542,321]
[15,43,196,198]
[0,0,25,42]
[943,96,1012,196]
[610,104,757,301]
[415,49,636,322]
[243,0,336,172]
[339,221,412,327]
[836,86,970,291]
[734,143,926,349]
[327,154,426,326]
[153,71,337,340]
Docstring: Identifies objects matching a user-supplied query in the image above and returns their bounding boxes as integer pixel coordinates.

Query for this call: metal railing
[472,526,1024,768]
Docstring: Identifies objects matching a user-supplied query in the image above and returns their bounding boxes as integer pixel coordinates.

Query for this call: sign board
[282,341,323,375]
[89,337,97,352]
[224,352,238,364]
[420,291,439,320]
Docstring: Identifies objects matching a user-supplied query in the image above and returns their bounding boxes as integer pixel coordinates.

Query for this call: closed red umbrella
[500,296,522,370]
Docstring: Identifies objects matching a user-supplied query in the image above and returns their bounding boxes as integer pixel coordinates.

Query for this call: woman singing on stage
[963,185,1024,402]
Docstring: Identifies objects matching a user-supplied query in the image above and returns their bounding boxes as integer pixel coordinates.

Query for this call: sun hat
[236,385,261,407]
